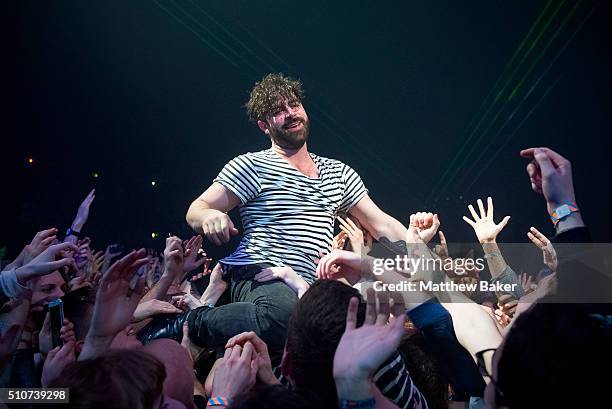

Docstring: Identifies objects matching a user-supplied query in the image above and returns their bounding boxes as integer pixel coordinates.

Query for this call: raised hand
[182,235,208,273]
[518,272,535,295]
[433,230,449,260]
[333,290,406,400]
[163,236,184,280]
[332,230,348,251]
[211,341,258,401]
[23,228,58,264]
[404,212,439,246]
[462,197,510,244]
[41,342,76,387]
[527,227,558,271]
[87,249,149,340]
[39,314,76,356]
[201,211,239,246]
[520,147,576,212]
[226,331,280,386]
[15,242,78,284]
[337,216,365,255]
[71,189,95,231]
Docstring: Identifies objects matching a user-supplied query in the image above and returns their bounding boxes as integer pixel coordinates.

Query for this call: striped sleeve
[213,154,261,205]
[373,351,429,409]
[338,164,367,213]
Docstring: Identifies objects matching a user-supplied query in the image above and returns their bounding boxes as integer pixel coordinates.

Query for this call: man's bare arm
[186,183,241,245]
[348,195,408,243]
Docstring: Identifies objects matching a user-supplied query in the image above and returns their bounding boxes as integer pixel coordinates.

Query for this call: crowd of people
[1,74,610,409]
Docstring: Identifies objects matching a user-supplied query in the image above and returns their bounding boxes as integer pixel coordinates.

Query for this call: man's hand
[41,342,76,387]
[226,331,280,386]
[71,189,95,231]
[333,289,406,401]
[462,197,510,244]
[211,341,258,401]
[163,236,184,280]
[87,249,149,339]
[133,299,183,322]
[520,147,576,213]
[201,211,239,246]
[15,242,78,285]
[527,227,558,271]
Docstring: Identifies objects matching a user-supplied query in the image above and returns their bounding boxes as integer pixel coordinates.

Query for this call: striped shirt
[272,351,428,409]
[213,148,367,283]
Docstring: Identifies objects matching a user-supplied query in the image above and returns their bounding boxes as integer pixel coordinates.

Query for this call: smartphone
[48,299,64,349]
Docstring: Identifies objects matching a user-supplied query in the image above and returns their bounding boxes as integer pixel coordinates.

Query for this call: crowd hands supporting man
[1,143,610,409]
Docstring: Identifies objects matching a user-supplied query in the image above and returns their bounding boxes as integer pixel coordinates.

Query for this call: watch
[65,227,81,238]
[549,203,579,226]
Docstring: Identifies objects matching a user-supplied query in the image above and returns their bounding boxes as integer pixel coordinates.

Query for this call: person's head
[30,271,65,310]
[282,280,365,405]
[399,333,449,409]
[143,339,196,409]
[485,297,612,409]
[62,286,142,354]
[246,73,309,150]
[49,349,169,409]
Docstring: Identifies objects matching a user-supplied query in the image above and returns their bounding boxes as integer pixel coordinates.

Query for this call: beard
[269,118,309,149]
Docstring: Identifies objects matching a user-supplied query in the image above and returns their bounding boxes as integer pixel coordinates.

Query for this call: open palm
[462,197,510,243]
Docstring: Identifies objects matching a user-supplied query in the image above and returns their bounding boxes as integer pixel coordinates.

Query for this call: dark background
[2,0,611,259]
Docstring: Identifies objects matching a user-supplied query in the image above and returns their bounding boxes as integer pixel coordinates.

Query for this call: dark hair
[399,333,449,409]
[245,73,304,122]
[49,349,166,409]
[285,280,365,405]
[230,385,328,409]
[62,286,96,340]
[497,297,612,409]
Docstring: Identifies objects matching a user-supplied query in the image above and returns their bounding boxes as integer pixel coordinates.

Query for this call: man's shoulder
[311,152,349,169]
[227,149,274,166]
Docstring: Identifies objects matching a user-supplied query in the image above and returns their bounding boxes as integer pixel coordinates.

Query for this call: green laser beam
[462,1,599,190]
[425,0,563,203]
[428,0,575,203]
[151,0,239,68]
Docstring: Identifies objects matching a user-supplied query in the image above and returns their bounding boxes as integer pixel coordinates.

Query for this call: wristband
[338,398,376,409]
[549,203,579,226]
[208,396,232,406]
[65,227,81,239]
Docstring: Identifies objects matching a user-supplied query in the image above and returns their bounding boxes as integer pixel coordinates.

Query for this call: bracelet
[208,396,231,406]
[484,251,502,259]
[338,398,376,409]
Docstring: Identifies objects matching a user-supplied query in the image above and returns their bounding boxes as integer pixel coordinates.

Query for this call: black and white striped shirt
[213,148,367,283]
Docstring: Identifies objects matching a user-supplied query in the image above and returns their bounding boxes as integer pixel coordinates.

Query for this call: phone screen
[48,299,64,349]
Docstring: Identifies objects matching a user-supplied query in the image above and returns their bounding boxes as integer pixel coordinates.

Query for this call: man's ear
[257,119,270,134]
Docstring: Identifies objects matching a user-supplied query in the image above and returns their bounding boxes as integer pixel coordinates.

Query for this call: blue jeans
[407,299,486,399]
[187,263,298,352]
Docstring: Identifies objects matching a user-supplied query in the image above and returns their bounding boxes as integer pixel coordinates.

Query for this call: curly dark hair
[246,73,304,122]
